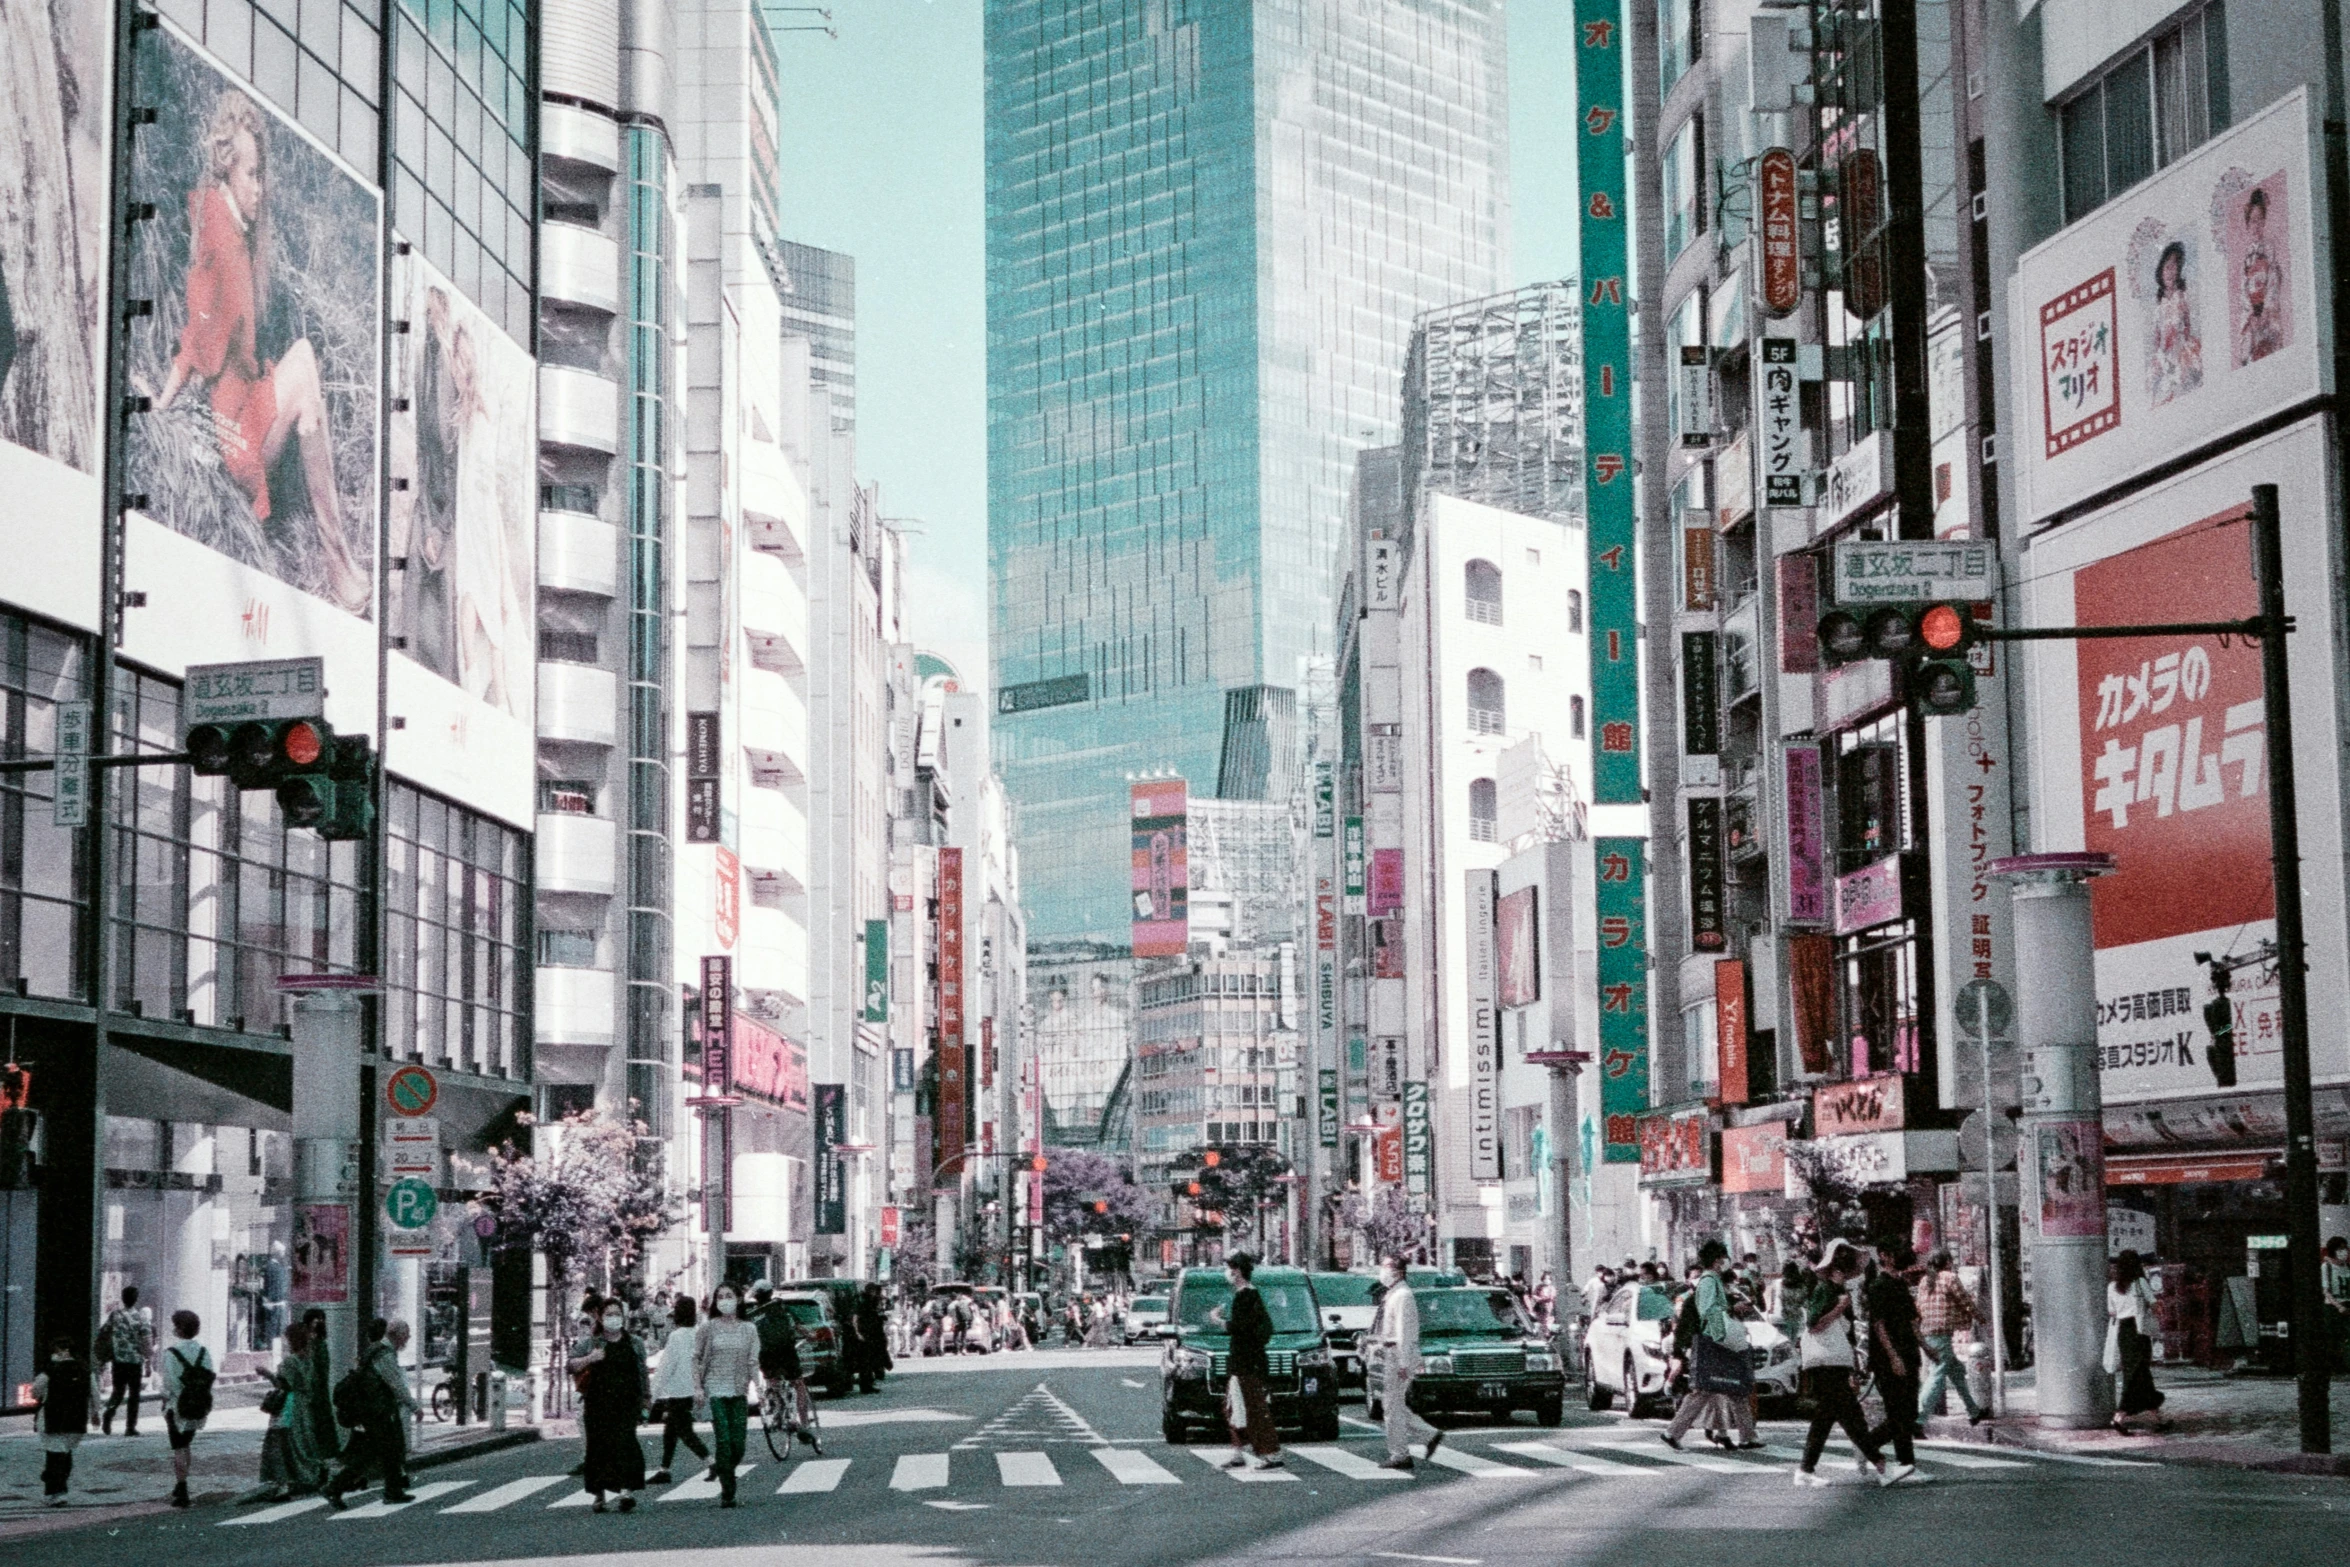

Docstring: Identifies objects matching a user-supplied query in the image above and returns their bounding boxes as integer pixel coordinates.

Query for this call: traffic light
[319,733,377,841]
[187,715,335,792]
[1814,601,1979,714]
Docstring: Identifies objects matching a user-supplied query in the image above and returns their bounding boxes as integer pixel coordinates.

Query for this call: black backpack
[333,1365,389,1428]
[170,1346,216,1422]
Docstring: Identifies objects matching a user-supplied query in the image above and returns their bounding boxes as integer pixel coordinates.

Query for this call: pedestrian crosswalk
[213,1430,2152,1526]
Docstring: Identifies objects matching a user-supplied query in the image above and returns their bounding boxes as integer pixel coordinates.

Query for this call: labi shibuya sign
[2013,90,2328,525]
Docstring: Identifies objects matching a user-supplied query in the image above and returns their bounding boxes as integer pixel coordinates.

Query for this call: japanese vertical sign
[937,847,966,1173]
[698,954,732,1092]
[1781,743,1829,924]
[1577,0,1638,803]
[1467,869,1501,1181]
[1687,797,1726,952]
[1130,779,1189,957]
[1756,147,1801,317]
[1758,334,1806,509]
[814,1083,846,1234]
[1595,838,1648,1161]
[1715,959,1750,1104]
[1343,816,1366,910]
[863,919,889,1022]
[1403,1079,1432,1194]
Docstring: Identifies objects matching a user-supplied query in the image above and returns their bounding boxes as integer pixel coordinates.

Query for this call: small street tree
[1332,1184,1424,1265]
[1193,1143,1291,1253]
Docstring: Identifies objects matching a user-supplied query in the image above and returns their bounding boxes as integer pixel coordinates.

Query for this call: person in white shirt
[1372,1255,1443,1471]
[159,1309,215,1508]
[648,1295,711,1483]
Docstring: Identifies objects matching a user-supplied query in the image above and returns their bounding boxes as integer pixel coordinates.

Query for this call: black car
[1364,1286,1566,1426]
[1158,1266,1341,1443]
[779,1278,869,1389]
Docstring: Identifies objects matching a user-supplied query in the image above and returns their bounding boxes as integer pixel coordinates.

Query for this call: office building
[984,0,1513,945]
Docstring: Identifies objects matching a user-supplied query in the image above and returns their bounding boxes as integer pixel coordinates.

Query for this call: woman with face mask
[694,1285,762,1506]
[567,1301,650,1511]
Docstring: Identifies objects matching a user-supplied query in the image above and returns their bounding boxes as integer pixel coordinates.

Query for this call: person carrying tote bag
[1663,1241,1761,1451]
[1793,1242,1907,1486]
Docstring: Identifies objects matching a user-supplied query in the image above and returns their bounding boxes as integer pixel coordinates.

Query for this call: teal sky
[773,1,1579,685]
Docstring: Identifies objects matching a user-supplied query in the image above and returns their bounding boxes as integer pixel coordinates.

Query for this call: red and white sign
[1814,1077,1907,1135]
[714,845,740,951]
[1715,960,1748,1105]
[1757,147,1800,318]
[1719,1123,1786,1193]
[1376,1125,1403,1184]
[384,1064,438,1117]
[879,1205,901,1248]
[2012,90,2325,524]
[1833,854,1903,935]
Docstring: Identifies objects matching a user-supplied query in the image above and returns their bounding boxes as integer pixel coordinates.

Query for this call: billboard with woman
[124,22,379,618]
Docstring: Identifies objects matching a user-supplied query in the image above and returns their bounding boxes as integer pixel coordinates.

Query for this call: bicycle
[428,1373,460,1423]
[758,1376,821,1461]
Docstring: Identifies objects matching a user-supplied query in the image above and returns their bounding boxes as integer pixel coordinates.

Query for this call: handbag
[2102,1318,2122,1375]
[1721,1314,1751,1353]
[1692,1334,1753,1394]
[1224,1375,1248,1430]
[1799,1316,1856,1369]
[260,1386,288,1417]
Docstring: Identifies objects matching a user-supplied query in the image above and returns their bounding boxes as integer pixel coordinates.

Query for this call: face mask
[716,1298,737,1316]
[602,1314,624,1332]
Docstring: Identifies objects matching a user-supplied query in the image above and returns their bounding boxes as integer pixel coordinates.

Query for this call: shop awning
[2106,1149,2279,1186]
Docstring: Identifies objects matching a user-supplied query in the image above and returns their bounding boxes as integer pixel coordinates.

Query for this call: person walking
[2322,1237,2350,1371]
[300,1307,341,1459]
[648,1295,710,1484]
[1863,1244,1931,1480]
[694,1284,761,1507]
[1533,1271,1559,1338]
[33,1336,92,1506]
[325,1318,418,1508]
[158,1309,216,1507]
[1663,1240,1761,1451]
[1371,1253,1442,1472]
[1915,1252,1988,1426]
[242,1319,325,1502]
[1211,1253,1283,1471]
[2107,1250,2170,1433]
[855,1283,891,1392]
[1792,1242,1904,1487]
[570,1298,650,1511]
[97,1286,152,1436]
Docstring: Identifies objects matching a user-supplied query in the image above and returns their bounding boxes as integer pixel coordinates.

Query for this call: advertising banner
[2028,1120,2107,1238]
[1688,797,1726,952]
[814,1083,846,1235]
[1719,1123,1786,1193]
[1368,848,1404,917]
[1637,1107,1714,1183]
[1595,838,1649,1161]
[384,249,535,824]
[1467,869,1501,1181]
[1575,0,1639,803]
[1496,885,1540,1008]
[938,847,966,1171]
[1715,959,1749,1104]
[290,1203,350,1304]
[2013,90,2326,524]
[1403,1078,1432,1194]
[698,954,732,1092]
[2020,420,2347,1103]
[1343,816,1366,909]
[1683,525,1716,610]
[0,0,109,631]
[1834,854,1904,935]
[1756,147,1801,318]
[863,919,889,1022]
[1781,743,1829,924]
[127,22,381,618]
[1319,1068,1339,1147]
[1815,1076,1908,1135]
[1681,632,1719,758]
[1757,333,1806,511]
[1129,779,1189,957]
[732,1014,808,1111]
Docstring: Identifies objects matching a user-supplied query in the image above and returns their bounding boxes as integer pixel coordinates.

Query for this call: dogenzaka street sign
[1833,540,1995,605]
[184,657,326,725]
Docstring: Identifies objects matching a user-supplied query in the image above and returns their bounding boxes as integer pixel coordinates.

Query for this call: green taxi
[1364,1285,1565,1426]
[1158,1265,1341,1443]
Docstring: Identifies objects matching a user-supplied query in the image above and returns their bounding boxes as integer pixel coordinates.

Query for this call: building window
[0,614,92,1001]
[541,483,599,516]
[1469,777,1498,842]
[382,782,527,1079]
[1466,668,1507,735]
[538,630,599,665]
[539,779,597,815]
[1567,590,1584,633]
[1663,116,1706,262]
[1571,695,1587,739]
[1659,0,1701,97]
[2059,3,2228,224]
[1465,559,1503,624]
[537,928,598,968]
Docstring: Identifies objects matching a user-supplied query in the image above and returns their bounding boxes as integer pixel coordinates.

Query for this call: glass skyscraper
[986,0,1511,943]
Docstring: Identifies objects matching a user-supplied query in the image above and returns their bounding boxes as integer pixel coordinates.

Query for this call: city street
[7,1350,2340,1567]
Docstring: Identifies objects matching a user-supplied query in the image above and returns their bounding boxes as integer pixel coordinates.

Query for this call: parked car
[1363,1286,1564,1426]
[1158,1265,1340,1443]
[771,1290,851,1394]
[1124,1293,1172,1343]
[1579,1282,1800,1415]
[780,1278,869,1385]
[1307,1271,1379,1390]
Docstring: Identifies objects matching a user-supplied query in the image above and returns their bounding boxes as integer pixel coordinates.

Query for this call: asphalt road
[16,1346,2344,1567]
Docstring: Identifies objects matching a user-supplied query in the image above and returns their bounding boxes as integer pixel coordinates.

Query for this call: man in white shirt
[1372,1255,1443,1472]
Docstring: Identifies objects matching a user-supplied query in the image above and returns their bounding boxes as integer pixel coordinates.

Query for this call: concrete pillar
[1992,852,2114,1430]
[292,992,363,1378]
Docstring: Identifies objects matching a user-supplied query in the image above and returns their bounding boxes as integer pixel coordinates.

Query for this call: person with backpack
[33,1335,93,1506]
[325,1318,418,1509]
[749,1283,818,1448]
[97,1285,152,1436]
[1663,1240,1761,1451]
[159,1309,215,1508]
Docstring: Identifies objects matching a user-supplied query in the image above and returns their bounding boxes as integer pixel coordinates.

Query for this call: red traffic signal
[1202,1149,1221,1167]
[1918,602,1968,653]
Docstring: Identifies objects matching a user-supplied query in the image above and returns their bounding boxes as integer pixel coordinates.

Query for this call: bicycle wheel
[760,1388,793,1461]
[430,1381,455,1423]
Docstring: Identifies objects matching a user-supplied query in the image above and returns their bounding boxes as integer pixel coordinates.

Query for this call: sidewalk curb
[1927,1417,2350,1478]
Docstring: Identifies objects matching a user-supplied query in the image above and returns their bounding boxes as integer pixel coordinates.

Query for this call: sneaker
[1735,1441,1768,1451]
[1877,1463,1915,1488]
[325,1489,349,1512]
[648,1470,673,1485]
[1969,1410,1991,1427]
[1424,1430,1445,1461]
[719,1496,739,1509]
[1892,1468,1937,1485]
[382,1491,417,1504]
[1378,1457,1417,1472]
[169,1486,191,1510]
[1251,1456,1285,1471]
[1222,1452,1250,1469]
[1792,1469,1831,1488]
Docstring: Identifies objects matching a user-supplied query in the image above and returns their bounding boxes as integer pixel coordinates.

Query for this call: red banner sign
[1758,146,1800,317]
[1813,1075,1907,1134]
[1715,959,1749,1105]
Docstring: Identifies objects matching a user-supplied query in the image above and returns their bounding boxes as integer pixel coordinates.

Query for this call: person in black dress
[569,1302,650,1512]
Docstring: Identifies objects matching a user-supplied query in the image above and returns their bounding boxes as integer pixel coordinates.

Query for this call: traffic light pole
[1970,485,2323,1453]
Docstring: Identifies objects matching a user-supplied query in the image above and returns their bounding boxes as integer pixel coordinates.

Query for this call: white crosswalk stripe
[331,1481,473,1518]
[442,1475,569,1513]
[1583,1439,1755,1473]
[220,1496,332,1525]
[1287,1443,1414,1479]
[659,1463,754,1501]
[778,1458,852,1494]
[1492,1441,1671,1476]
[1092,1446,1182,1484]
[996,1451,1061,1486]
[1425,1446,1538,1478]
[1186,1448,1300,1482]
[892,1453,951,1490]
